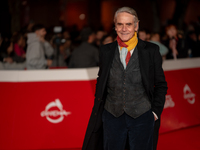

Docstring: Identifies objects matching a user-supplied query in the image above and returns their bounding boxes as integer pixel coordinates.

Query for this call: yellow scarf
[120,32,138,51]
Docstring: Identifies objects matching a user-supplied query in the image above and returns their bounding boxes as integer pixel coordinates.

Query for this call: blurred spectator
[101,34,114,45]
[0,39,25,63]
[95,29,106,47]
[138,29,151,41]
[68,27,99,68]
[26,22,35,33]
[150,32,169,60]
[60,30,72,66]
[138,29,147,41]
[26,24,54,69]
[0,39,26,70]
[186,31,200,57]
[163,24,189,59]
[63,30,71,39]
[0,40,14,63]
[12,32,26,58]
[52,38,72,67]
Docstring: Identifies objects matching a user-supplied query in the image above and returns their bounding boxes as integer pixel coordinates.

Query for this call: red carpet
[33,125,200,150]
[157,125,200,150]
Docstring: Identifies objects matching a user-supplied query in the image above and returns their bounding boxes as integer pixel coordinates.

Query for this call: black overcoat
[82,39,168,150]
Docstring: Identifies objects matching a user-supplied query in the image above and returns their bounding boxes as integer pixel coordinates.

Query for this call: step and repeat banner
[0,58,200,150]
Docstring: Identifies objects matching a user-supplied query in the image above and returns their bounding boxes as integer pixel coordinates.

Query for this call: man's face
[36,28,46,38]
[115,12,138,42]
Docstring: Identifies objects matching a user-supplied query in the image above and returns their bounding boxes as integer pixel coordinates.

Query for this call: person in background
[63,30,71,39]
[150,32,169,60]
[26,24,53,69]
[68,27,99,68]
[138,29,151,42]
[0,39,26,70]
[57,38,72,67]
[138,29,147,41]
[12,32,26,59]
[186,31,200,57]
[0,40,14,64]
[95,29,106,48]
[0,39,25,63]
[164,24,189,59]
[58,30,72,66]
[100,34,114,45]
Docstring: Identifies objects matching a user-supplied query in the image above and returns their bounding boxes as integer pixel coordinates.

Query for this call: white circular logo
[41,99,71,123]
[183,84,195,104]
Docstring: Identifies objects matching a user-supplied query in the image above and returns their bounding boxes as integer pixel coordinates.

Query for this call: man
[26,24,53,69]
[68,27,99,68]
[82,7,167,150]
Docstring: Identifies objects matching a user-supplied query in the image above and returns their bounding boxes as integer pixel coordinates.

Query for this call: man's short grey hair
[114,7,139,27]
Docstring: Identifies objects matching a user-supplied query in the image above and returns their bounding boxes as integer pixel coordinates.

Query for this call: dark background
[1,0,200,36]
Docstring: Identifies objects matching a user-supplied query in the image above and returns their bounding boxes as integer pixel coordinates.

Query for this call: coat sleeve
[152,46,168,118]
[94,46,103,98]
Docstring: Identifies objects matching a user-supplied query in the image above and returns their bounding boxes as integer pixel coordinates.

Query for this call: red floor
[157,125,200,150]
[37,125,200,150]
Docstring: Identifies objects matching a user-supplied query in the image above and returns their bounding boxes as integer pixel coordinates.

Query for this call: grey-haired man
[82,7,167,150]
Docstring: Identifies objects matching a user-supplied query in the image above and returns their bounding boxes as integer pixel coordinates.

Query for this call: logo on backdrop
[164,95,175,109]
[41,99,71,123]
[183,84,195,104]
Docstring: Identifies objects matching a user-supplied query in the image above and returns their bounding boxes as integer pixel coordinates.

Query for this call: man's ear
[135,22,139,32]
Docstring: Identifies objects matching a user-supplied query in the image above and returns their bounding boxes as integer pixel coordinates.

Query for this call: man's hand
[47,59,52,67]
[152,112,158,121]
[154,114,158,121]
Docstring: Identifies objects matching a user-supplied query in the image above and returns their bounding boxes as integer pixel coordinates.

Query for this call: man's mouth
[121,33,129,35]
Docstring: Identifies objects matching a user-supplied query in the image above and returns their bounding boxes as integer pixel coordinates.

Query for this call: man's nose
[122,25,127,31]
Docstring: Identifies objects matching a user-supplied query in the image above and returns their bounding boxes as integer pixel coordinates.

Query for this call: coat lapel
[137,39,150,92]
[99,41,118,99]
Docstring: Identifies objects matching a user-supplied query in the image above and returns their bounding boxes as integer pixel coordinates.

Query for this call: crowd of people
[0,22,200,70]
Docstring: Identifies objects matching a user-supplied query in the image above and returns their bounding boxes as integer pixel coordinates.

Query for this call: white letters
[41,99,71,123]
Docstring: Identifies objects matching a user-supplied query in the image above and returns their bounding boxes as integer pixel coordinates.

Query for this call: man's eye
[117,24,122,26]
